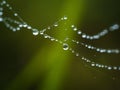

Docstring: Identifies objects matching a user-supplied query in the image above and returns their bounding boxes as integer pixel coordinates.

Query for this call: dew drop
[76,53,79,56]
[73,27,77,31]
[109,24,119,31]
[77,30,82,35]
[54,23,58,27]
[71,25,75,28]
[63,43,69,50]
[0,8,3,11]
[2,1,6,4]
[19,24,23,27]
[0,18,3,22]
[17,27,20,30]
[113,66,117,70]
[108,66,112,70]
[63,16,68,20]
[82,34,86,38]
[44,34,49,38]
[91,63,95,67]
[13,28,16,32]
[23,24,28,28]
[27,26,32,29]
[32,29,39,36]
[0,12,3,16]
[47,26,51,30]
[14,13,18,16]
[50,38,55,41]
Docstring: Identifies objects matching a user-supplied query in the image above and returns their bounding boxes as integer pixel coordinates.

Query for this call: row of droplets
[63,37,120,54]
[82,57,120,70]
[71,24,119,40]
[0,0,120,71]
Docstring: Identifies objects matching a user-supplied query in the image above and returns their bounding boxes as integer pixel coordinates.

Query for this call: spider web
[0,0,120,71]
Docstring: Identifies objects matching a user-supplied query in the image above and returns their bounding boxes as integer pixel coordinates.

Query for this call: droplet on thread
[73,27,77,31]
[14,13,18,16]
[54,23,58,27]
[0,12,3,16]
[76,53,79,56]
[63,16,68,20]
[0,18,3,22]
[77,30,82,35]
[32,29,39,36]
[63,43,69,50]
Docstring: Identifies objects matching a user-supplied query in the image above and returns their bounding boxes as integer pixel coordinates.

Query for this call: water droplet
[2,1,6,4]
[23,24,27,28]
[113,67,117,70]
[44,34,49,38]
[91,63,95,67]
[108,66,112,70]
[82,34,86,38]
[54,23,58,27]
[0,8,3,11]
[19,24,23,27]
[50,38,55,41]
[115,50,120,54]
[27,26,32,29]
[77,30,82,35]
[71,25,75,28]
[63,43,69,50]
[72,50,75,53]
[73,27,77,31]
[17,27,20,30]
[47,26,51,29]
[76,53,79,56]
[107,50,112,53]
[9,7,12,10]
[63,16,68,20]
[13,28,16,32]
[118,67,120,70]
[6,4,10,7]
[109,24,119,31]
[32,29,39,36]
[0,12,3,16]
[40,31,44,35]
[0,18,3,22]
[93,35,99,39]
[14,13,18,16]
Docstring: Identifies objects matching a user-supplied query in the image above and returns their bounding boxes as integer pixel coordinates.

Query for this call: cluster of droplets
[70,24,119,40]
[0,0,120,71]
[0,2,3,22]
[81,43,120,54]
[82,57,120,70]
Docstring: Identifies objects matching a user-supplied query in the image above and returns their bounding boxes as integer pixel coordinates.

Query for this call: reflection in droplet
[63,43,69,50]
[32,29,39,36]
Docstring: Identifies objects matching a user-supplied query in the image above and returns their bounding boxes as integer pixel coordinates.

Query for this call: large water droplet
[63,43,69,50]
[32,29,39,36]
